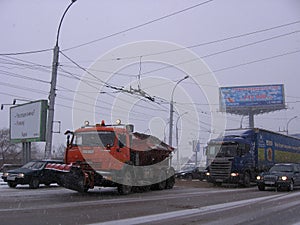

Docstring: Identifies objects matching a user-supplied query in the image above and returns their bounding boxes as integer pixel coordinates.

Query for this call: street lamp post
[168,75,189,147]
[45,0,77,159]
[176,112,188,171]
[286,116,297,135]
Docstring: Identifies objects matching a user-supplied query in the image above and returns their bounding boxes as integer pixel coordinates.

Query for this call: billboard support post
[249,111,254,128]
[22,142,31,164]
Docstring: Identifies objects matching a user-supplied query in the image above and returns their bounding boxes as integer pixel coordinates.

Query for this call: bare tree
[0,128,22,166]
[52,144,65,160]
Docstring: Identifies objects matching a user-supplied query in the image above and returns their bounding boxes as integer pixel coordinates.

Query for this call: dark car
[175,167,206,181]
[1,160,63,189]
[256,163,300,191]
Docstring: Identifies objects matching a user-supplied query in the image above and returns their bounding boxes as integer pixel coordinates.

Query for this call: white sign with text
[10,100,47,142]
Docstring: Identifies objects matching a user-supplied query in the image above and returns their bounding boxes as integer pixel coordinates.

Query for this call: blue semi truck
[205,128,300,187]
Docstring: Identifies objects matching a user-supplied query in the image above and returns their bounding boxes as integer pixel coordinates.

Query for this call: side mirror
[64,130,73,135]
[67,135,70,146]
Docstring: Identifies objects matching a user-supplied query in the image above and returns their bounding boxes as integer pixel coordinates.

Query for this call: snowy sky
[0,0,300,158]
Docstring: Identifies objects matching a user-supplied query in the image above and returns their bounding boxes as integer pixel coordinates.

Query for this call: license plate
[216,179,223,182]
[7,177,16,181]
[265,181,275,185]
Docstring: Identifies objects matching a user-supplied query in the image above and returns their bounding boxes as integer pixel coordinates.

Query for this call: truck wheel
[76,178,89,193]
[151,173,167,191]
[258,184,265,191]
[156,179,166,190]
[243,172,251,187]
[29,178,40,189]
[118,184,132,195]
[288,181,294,191]
[142,185,151,192]
[118,171,132,195]
[8,181,17,188]
[133,185,151,193]
[165,175,175,189]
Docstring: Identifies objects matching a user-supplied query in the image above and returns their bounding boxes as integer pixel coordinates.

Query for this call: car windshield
[270,165,293,173]
[75,131,116,147]
[22,161,46,170]
[180,164,195,171]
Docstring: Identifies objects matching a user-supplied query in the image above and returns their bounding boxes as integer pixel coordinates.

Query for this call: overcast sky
[1,0,300,158]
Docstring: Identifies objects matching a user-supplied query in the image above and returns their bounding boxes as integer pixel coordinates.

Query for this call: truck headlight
[205,172,210,176]
[17,173,24,178]
[230,172,239,177]
[280,176,288,181]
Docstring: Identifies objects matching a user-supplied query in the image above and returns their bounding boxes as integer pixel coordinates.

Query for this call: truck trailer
[46,120,175,194]
[205,128,300,187]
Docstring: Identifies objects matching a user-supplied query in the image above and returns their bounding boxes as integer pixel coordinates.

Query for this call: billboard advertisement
[219,84,285,113]
[10,100,48,143]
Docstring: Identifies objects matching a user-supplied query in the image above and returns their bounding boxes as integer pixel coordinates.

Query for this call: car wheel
[214,182,222,187]
[258,184,265,191]
[8,181,17,188]
[29,178,40,189]
[187,174,193,181]
[44,182,52,187]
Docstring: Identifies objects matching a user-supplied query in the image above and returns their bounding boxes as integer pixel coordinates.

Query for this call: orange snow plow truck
[46,120,175,194]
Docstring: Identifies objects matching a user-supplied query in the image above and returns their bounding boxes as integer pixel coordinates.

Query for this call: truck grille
[210,159,232,181]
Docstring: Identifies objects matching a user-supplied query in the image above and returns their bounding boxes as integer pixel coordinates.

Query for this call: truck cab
[206,129,255,187]
[65,120,133,171]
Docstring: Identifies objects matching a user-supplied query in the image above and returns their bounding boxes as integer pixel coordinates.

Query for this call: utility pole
[45,0,77,159]
[287,116,297,135]
[168,75,189,147]
[176,112,188,171]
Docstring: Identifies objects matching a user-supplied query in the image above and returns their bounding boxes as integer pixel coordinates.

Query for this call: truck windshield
[75,131,115,147]
[207,143,238,157]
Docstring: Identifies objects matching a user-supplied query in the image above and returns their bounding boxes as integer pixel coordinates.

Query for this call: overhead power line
[134,30,300,78]
[98,20,300,61]
[0,48,53,56]
[56,28,300,87]
[59,51,156,102]
[0,55,51,73]
[0,69,50,84]
[0,18,298,58]
[0,81,48,95]
[63,0,214,51]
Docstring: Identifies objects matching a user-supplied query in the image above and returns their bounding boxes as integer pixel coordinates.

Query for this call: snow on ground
[0,173,7,186]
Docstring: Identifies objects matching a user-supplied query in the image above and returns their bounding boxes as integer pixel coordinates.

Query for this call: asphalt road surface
[0,180,300,225]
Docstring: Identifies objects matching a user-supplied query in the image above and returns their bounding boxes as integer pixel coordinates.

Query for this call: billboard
[10,100,48,143]
[219,84,285,114]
